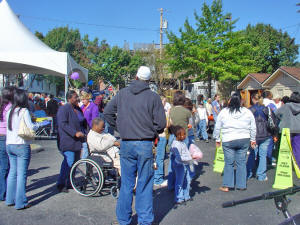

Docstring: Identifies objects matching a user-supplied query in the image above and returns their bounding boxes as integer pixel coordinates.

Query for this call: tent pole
[65,74,68,102]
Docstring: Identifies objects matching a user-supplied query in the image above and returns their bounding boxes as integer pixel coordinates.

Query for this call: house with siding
[0,73,57,95]
[237,66,300,107]
[237,73,271,107]
[263,66,300,97]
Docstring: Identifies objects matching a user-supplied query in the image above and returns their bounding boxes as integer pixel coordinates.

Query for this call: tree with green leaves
[165,0,258,97]
[244,23,299,73]
[94,46,145,88]
[36,26,145,91]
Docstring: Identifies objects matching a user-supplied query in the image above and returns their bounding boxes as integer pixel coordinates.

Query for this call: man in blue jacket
[104,66,166,225]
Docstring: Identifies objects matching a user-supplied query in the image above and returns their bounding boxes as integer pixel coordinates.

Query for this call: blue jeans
[116,140,154,225]
[267,138,274,161]
[188,135,195,148]
[6,144,31,209]
[0,136,8,201]
[247,137,271,180]
[222,139,250,189]
[154,137,167,185]
[81,142,89,159]
[167,135,189,190]
[197,119,208,140]
[173,161,191,203]
[57,151,81,187]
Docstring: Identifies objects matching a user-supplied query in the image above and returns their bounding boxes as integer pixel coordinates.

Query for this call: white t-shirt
[197,107,208,123]
[6,108,39,145]
[164,102,171,114]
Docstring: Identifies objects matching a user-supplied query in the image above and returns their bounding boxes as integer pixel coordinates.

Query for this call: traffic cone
[273,128,293,189]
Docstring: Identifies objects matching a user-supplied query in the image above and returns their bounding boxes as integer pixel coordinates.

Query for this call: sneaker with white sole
[154,180,168,188]
[258,176,268,181]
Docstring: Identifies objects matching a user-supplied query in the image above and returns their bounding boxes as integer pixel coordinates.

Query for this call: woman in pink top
[0,87,15,201]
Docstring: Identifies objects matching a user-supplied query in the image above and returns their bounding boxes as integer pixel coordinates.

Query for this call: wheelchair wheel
[70,159,104,197]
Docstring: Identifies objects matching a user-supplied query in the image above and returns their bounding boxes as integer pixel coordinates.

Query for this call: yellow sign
[273,128,293,189]
[213,144,224,173]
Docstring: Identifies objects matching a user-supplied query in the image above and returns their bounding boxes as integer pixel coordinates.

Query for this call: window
[277,88,283,97]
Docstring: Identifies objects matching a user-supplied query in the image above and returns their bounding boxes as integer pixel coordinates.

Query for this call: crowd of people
[0,67,299,225]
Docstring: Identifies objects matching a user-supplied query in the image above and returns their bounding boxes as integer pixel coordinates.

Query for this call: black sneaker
[57,185,68,193]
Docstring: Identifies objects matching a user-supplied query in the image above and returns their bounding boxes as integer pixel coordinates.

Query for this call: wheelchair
[69,152,120,198]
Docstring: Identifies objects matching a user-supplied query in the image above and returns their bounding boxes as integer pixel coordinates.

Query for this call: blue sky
[6,0,300,59]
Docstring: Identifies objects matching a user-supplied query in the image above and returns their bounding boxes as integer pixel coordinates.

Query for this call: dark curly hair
[0,86,15,121]
[173,91,185,106]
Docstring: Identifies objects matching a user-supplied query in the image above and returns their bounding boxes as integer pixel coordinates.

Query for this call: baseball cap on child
[137,66,151,80]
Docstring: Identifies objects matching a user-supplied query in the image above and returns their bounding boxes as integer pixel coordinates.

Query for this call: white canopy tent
[0,0,88,97]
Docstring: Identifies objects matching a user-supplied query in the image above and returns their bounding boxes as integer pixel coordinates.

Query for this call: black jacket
[249,103,274,141]
[104,80,166,140]
[47,99,59,116]
[56,103,85,152]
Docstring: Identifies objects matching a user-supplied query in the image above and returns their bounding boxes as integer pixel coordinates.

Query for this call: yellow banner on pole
[213,144,224,173]
[273,128,293,189]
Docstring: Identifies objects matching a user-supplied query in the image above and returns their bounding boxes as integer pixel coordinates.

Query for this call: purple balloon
[70,72,80,80]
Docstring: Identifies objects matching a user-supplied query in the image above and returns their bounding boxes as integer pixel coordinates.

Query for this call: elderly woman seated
[87,118,121,174]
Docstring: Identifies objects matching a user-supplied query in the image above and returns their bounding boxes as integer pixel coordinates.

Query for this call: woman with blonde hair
[80,90,98,158]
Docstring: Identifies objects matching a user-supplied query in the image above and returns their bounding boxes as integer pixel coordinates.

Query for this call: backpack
[250,104,276,139]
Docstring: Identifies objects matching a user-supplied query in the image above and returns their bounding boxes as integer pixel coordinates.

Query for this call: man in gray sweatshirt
[104,66,166,225]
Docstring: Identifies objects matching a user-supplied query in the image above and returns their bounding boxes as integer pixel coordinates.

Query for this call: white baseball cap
[136,66,151,80]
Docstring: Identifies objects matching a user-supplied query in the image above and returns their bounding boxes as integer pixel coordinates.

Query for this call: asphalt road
[1,139,300,225]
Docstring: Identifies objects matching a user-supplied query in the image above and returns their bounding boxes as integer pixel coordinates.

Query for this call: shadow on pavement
[130,161,211,224]
[28,167,50,177]
[27,174,59,206]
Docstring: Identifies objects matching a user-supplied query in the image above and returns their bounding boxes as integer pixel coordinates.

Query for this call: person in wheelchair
[87,118,121,174]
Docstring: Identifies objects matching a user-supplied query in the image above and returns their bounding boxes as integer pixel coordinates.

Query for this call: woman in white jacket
[6,89,39,210]
[213,93,256,192]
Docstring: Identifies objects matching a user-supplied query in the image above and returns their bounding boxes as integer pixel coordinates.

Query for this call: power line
[281,23,300,30]
[18,14,159,32]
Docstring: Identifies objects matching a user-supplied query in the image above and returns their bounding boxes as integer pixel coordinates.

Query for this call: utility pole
[160,8,163,60]
[297,3,300,13]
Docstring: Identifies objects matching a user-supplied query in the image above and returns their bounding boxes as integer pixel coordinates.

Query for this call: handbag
[267,107,277,135]
[18,109,36,140]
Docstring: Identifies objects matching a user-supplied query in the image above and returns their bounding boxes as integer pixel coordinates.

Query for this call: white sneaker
[160,180,168,187]
[258,177,268,181]
[154,180,168,188]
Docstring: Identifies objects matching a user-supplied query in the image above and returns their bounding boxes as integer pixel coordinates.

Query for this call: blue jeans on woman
[116,140,154,225]
[222,138,250,189]
[6,144,31,209]
[197,119,208,141]
[0,136,8,201]
[173,161,191,203]
[57,151,81,188]
[247,137,271,181]
[154,137,167,185]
